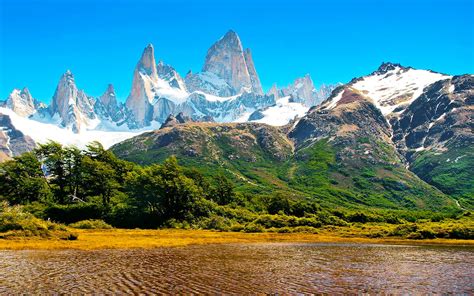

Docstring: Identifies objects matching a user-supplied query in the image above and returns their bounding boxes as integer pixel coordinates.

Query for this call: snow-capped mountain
[0,30,334,159]
[186,30,263,96]
[3,88,39,117]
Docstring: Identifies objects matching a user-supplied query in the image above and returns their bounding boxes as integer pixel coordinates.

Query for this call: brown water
[0,243,473,294]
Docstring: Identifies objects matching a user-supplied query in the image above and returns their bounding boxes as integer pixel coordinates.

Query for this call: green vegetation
[0,141,472,240]
[0,201,76,239]
[411,146,474,209]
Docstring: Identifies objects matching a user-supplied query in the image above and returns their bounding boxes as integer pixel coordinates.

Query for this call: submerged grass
[0,228,472,250]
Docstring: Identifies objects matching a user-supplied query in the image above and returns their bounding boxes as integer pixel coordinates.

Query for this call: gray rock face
[244,48,263,95]
[202,30,253,94]
[94,84,138,129]
[391,74,473,158]
[5,87,36,117]
[193,30,263,96]
[157,61,187,91]
[289,88,392,152]
[160,112,192,129]
[50,70,96,133]
[0,113,36,161]
[125,44,157,127]
[280,75,337,107]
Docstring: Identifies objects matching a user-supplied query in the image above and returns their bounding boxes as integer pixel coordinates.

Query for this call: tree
[211,173,235,205]
[266,192,291,215]
[35,141,68,203]
[82,156,119,206]
[0,152,51,204]
[125,157,203,222]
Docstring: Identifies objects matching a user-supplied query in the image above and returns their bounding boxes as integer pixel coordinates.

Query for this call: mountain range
[111,62,473,210]
[0,30,334,160]
[1,30,472,210]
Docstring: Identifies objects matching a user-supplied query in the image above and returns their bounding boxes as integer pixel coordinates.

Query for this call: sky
[0,0,473,103]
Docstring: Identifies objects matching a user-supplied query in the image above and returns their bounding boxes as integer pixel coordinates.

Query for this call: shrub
[0,201,74,238]
[69,219,113,229]
[243,222,264,233]
[198,215,231,231]
[45,203,104,224]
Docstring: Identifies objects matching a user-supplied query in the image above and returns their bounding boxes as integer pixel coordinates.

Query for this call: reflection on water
[0,243,473,294]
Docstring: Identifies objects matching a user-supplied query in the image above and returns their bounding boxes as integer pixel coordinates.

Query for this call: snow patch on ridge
[352,67,450,115]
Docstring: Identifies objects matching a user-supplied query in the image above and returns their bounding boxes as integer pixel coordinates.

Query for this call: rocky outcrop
[244,48,263,95]
[0,113,36,161]
[125,44,157,127]
[5,87,37,117]
[157,61,187,91]
[50,70,96,133]
[160,112,193,129]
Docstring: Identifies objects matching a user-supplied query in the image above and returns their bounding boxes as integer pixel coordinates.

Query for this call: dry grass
[0,228,472,250]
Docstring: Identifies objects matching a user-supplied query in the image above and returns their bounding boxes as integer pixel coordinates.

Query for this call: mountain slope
[111,114,454,211]
[319,63,473,209]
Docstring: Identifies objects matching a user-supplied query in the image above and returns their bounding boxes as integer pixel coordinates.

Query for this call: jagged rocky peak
[97,83,122,120]
[201,30,261,95]
[267,83,280,100]
[243,48,263,94]
[126,44,158,127]
[100,84,117,107]
[282,74,315,100]
[157,60,187,91]
[280,74,335,107]
[50,70,96,133]
[373,62,407,75]
[137,43,158,77]
[6,87,36,117]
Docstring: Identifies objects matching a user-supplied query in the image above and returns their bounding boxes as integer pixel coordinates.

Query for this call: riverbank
[0,228,473,250]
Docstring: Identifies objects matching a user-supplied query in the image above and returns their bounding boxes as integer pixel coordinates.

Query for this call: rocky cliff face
[244,48,263,95]
[186,30,263,97]
[125,44,157,127]
[157,61,187,91]
[5,88,37,117]
[201,30,253,94]
[391,74,474,201]
[94,84,137,129]
[0,113,36,161]
[50,70,97,133]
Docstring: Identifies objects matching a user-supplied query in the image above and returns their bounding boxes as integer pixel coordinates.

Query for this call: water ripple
[0,242,472,294]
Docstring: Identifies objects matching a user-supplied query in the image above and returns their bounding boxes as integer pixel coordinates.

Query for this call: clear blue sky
[1,0,473,103]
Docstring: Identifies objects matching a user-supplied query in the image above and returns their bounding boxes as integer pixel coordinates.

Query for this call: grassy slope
[112,124,456,212]
[411,145,474,210]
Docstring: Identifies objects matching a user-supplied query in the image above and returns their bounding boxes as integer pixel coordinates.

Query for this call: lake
[0,242,473,294]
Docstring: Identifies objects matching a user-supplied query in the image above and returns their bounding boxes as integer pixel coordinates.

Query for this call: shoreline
[0,229,473,250]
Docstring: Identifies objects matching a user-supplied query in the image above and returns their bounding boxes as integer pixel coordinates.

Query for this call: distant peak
[106,83,115,94]
[137,43,157,76]
[375,62,406,74]
[220,29,241,45]
[60,70,75,85]
[21,87,30,94]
